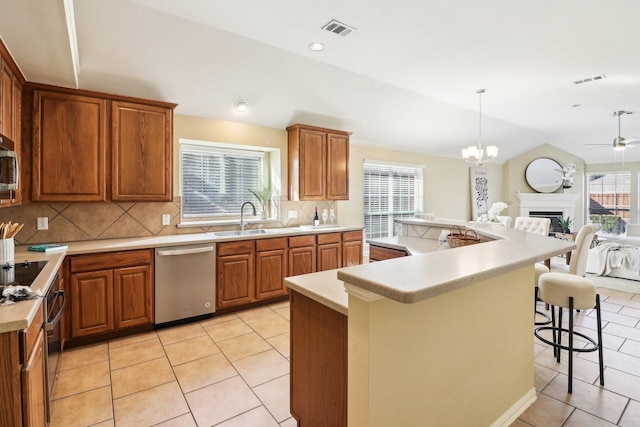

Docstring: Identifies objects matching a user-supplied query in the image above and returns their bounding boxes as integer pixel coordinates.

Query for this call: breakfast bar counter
[286,220,575,427]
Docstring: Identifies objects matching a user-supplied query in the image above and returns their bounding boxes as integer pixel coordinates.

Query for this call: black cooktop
[0,260,49,288]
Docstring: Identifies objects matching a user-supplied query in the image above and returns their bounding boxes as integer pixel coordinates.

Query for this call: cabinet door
[0,60,13,138]
[256,248,287,300]
[217,253,255,309]
[21,329,47,427]
[342,240,363,267]
[111,101,172,201]
[33,91,107,201]
[288,246,316,277]
[326,132,349,200]
[70,270,114,337]
[299,128,326,200]
[10,78,21,205]
[114,265,153,329]
[317,243,342,272]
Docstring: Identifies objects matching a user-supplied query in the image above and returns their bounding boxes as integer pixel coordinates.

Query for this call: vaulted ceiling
[2,0,640,164]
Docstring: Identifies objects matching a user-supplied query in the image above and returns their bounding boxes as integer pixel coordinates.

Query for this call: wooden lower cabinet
[369,244,408,262]
[114,266,154,329]
[69,250,154,339]
[256,237,288,299]
[21,329,47,427]
[71,270,114,337]
[290,290,347,426]
[342,230,363,266]
[217,230,363,311]
[288,235,316,276]
[217,240,255,310]
[317,232,342,272]
[0,303,47,427]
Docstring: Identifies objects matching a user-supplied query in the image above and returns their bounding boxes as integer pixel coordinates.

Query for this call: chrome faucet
[240,201,257,232]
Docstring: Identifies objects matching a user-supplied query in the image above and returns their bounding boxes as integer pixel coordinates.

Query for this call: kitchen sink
[214,229,277,237]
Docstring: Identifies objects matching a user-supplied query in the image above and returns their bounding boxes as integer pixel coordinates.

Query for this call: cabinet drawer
[70,249,152,273]
[317,232,341,245]
[342,230,362,242]
[289,235,316,248]
[218,240,255,256]
[256,237,287,252]
[20,304,44,363]
[369,245,408,262]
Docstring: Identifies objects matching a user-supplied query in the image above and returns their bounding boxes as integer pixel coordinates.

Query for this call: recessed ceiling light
[308,42,324,52]
[234,100,249,112]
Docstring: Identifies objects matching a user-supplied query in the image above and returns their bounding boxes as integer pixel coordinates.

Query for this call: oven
[44,271,65,400]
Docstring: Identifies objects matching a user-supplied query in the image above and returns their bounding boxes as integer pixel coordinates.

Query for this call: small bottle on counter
[438,230,449,247]
[313,207,320,226]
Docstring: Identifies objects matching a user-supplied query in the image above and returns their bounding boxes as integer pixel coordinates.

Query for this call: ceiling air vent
[573,74,607,85]
[322,19,357,36]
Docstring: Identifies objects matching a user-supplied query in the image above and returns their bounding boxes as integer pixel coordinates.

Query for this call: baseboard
[490,388,537,427]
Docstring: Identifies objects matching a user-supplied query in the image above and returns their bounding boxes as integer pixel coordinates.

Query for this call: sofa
[586,224,640,281]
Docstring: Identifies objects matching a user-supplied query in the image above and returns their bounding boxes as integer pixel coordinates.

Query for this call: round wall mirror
[525,158,564,193]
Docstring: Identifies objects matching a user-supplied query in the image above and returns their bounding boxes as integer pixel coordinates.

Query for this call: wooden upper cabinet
[287,124,350,201]
[327,132,349,199]
[0,59,13,139]
[32,90,107,201]
[111,101,172,201]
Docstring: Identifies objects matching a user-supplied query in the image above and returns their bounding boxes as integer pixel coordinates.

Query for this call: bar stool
[534,224,604,393]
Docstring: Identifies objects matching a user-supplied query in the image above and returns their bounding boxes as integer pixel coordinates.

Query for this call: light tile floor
[50,301,294,427]
[50,284,640,426]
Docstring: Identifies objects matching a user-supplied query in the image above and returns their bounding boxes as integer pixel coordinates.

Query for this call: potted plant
[248,185,273,219]
[558,216,573,233]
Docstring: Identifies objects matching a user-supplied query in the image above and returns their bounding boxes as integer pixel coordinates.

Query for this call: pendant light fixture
[462,89,498,166]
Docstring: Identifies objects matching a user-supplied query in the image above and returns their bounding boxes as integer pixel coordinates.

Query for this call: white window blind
[363,161,423,239]
[181,144,264,218]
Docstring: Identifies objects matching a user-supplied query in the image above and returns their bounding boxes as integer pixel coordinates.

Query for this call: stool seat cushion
[534,263,549,286]
[538,273,596,310]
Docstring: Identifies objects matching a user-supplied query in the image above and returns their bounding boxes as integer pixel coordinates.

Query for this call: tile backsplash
[0,199,338,245]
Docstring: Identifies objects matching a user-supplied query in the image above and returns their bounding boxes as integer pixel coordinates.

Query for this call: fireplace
[515,193,580,227]
[529,211,563,232]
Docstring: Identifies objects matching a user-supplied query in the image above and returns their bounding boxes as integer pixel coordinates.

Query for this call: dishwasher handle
[157,246,215,256]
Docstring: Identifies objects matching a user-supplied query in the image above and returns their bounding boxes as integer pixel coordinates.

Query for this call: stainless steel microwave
[0,133,18,199]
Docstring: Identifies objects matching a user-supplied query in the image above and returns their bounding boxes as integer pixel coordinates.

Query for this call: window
[363,160,423,239]
[587,171,630,236]
[181,141,267,220]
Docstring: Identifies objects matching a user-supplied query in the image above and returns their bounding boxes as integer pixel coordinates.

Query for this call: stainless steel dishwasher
[154,243,216,325]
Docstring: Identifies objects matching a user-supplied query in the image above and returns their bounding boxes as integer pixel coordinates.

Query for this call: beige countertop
[0,225,363,333]
[338,222,574,304]
[0,249,65,333]
[285,269,348,316]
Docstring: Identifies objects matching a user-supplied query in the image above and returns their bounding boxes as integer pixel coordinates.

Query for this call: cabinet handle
[45,290,65,331]
[157,246,214,256]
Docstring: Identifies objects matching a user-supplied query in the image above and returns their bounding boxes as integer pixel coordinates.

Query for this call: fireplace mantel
[515,193,580,219]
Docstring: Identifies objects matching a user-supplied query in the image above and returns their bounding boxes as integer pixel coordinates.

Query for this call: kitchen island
[285,220,575,427]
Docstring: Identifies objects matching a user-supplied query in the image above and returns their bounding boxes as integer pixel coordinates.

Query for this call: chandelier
[462,89,498,166]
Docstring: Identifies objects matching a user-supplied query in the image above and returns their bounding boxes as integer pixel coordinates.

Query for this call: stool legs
[534,287,552,326]
[535,294,605,393]
[596,294,605,387]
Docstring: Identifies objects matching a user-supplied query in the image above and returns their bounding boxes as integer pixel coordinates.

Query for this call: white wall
[503,144,585,227]
[339,140,504,227]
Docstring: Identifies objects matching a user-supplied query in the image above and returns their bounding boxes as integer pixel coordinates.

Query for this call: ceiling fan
[586,110,640,151]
